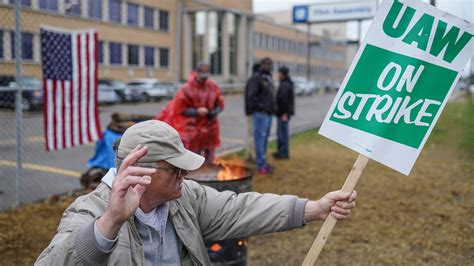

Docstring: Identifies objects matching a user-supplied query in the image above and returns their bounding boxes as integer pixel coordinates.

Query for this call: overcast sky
[253,0,473,22]
[253,0,473,76]
[254,0,472,37]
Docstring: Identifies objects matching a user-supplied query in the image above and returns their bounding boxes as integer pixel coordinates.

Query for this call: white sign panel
[318,0,473,175]
[308,1,376,23]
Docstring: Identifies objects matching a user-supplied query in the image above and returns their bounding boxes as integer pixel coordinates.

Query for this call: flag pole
[302,154,369,265]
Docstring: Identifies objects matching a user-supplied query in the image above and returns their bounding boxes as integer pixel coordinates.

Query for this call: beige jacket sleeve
[35,186,112,266]
[183,180,308,241]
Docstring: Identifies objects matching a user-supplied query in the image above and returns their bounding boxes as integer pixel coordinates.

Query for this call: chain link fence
[0,0,189,211]
[0,1,94,211]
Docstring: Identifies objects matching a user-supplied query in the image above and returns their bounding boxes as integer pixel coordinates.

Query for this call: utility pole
[306,23,311,81]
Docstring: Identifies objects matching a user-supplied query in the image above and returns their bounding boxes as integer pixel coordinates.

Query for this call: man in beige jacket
[36,120,357,265]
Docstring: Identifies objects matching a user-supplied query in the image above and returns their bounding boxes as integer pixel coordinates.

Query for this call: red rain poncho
[155,73,224,152]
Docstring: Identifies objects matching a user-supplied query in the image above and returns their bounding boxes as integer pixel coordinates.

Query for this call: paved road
[0,93,336,210]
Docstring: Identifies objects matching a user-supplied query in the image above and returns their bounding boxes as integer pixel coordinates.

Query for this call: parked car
[321,80,342,92]
[335,81,342,91]
[0,75,43,111]
[313,80,325,93]
[126,79,168,102]
[306,80,317,95]
[99,79,130,102]
[293,77,313,96]
[98,83,118,105]
[158,82,181,99]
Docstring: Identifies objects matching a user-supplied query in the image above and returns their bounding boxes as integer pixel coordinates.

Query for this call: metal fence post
[14,0,24,207]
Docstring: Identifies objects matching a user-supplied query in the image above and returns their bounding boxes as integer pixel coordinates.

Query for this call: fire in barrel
[186,157,253,266]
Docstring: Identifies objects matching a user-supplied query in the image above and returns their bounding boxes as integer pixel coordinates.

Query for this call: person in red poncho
[155,62,224,164]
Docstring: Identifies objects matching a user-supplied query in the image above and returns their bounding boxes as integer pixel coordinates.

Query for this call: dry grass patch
[247,98,473,265]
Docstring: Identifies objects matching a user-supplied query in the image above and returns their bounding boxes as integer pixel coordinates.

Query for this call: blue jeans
[253,112,272,168]
[277,118,289,157]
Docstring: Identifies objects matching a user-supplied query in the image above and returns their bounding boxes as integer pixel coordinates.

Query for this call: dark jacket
[245,72,276,115]
[276,77,295,116]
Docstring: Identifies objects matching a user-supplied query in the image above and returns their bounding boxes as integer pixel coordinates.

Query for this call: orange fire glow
[213,157,248,181]
[210,243,222,252]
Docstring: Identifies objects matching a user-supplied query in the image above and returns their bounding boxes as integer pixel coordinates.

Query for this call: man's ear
[113,138,121,154]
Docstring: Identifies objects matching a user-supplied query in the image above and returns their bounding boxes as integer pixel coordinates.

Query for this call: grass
[247,95,473,265]
[428,97,474,160]
[0,96,472,265]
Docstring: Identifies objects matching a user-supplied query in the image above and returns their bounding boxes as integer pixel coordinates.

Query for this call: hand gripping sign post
[303,0,473,264]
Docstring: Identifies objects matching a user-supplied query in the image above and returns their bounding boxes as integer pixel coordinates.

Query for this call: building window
[9,0,31,6]
[144,46,154,66]
[127,44,139,65]
[191,11,205,69]
[228,13,238,75]
[98,41,103,64]
[0,31,3,59]
[88,0,102,20]
[127,3,138,26]
[159,48,169,68]
[65,0,81,15]
[39,0,58,11]
[208,11,223,75]
[109,0,122,23]
[253,33,259,48]
[11,32,33,60]
[109,42,122,65]
[144,7,154,29]
[159,10,169,31]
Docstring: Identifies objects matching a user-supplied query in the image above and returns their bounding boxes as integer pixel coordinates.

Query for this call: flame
[210,243,222,252]
[213,157,248,181]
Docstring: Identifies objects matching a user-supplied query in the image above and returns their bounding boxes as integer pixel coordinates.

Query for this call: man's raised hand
[97,145,156,239]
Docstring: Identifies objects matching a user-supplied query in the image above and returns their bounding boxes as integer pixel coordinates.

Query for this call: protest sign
[319,0,473,175]
[304,0,473,264]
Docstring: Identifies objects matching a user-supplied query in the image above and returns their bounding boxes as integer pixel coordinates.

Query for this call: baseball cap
[278,66,289,76]
[196,62,210,78]
[116,120,205,171]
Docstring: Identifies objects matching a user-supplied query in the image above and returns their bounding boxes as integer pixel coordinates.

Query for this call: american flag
[40,27,102,151]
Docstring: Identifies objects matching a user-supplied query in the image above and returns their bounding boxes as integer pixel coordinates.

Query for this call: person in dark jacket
[245,58,276,174]
[273,66,294,159]
[244,62,261,116]
[243,62,261,162]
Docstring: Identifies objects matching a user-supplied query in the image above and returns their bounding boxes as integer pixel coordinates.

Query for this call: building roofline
[187,0,255,18]
[254,14,326,39]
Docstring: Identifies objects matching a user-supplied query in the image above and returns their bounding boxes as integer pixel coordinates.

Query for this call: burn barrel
[186,164,253,266]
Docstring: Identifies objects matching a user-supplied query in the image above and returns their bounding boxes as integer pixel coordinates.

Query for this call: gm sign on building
[293,1,377,23]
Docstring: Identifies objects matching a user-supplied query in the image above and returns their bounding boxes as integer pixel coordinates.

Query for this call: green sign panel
[319,0,473,175]
[329,44,457,148]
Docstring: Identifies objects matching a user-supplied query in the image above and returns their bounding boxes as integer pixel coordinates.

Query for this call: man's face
[196,65,210,84]
[140,161,188,206]
[278,72,284,81]
[261,60,273,74]
[196,75,207,84]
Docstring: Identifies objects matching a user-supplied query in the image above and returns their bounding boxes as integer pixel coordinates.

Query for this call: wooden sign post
[302,155,368,265]
[304,0,473,264]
